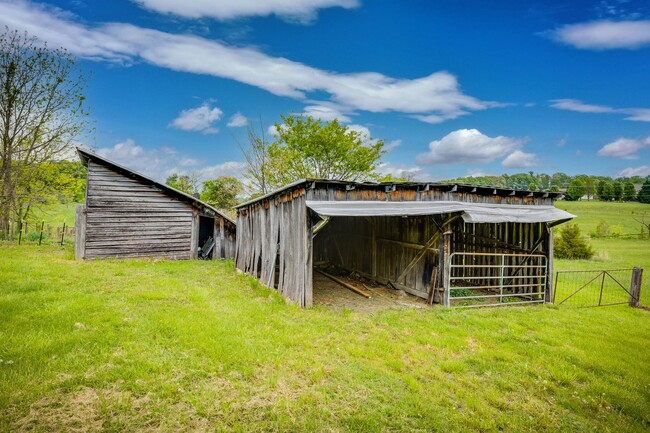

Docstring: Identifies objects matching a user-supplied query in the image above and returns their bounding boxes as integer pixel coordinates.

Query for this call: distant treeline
[442,172,650,202]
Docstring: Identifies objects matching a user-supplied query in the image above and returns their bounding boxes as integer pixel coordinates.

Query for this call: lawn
[1,244,649,432]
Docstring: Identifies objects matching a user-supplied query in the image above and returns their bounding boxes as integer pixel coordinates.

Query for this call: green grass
[555,200,650,237]
[28,201,78,227]
[1,244,649,432]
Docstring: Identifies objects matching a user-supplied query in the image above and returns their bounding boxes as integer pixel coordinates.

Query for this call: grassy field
[1,244,649,432]
[555,200,650,237]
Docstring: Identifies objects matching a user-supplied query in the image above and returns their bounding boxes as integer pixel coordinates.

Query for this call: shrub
[554,223,594,260]
[26,231,48,242]
[591,220,609,238]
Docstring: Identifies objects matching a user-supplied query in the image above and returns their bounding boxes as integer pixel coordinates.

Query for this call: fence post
[629,267,643,307]
[442,231,452,307]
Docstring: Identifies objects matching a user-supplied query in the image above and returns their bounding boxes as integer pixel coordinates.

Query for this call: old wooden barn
[75,148,236,260]
[235,180,574,308]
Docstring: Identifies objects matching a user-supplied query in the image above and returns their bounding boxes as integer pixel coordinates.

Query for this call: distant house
[75,148,235,260]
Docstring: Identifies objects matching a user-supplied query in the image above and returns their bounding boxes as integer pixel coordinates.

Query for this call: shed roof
[77,147,235,225]
[236,179,564,209]
[306,200,575,225]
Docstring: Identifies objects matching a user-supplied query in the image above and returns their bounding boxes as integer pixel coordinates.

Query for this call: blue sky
[1,0,649,183]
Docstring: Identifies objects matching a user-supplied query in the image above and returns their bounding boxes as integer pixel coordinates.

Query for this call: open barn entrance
[311,214,441,309]
[309,207,555,309]
[198,216,215,259]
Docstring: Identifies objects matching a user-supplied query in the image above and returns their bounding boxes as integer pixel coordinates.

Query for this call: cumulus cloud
[548,20,650,50]
[170,103,223,134]
[550,99,650,123]
[417,129,526,165]
[93,140,244,182]
[597,137,650,159]
[227,112,249,127]
[0,0,490,123]
[376,162,424,181]
[619,166,650,177]
[502,150,537,168]
[132,0,359,22]
[302,104,351,122]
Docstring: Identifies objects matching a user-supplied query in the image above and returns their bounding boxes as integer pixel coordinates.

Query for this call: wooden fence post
[442,230,452,307]
[629,267,643,307]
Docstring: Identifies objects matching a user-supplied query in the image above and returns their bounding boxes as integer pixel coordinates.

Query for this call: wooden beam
[315,269,371,298]
[396,231,441,283]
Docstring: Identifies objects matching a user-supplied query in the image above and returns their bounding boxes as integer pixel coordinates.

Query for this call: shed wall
[236,189,311,306]
[80,162,195,259]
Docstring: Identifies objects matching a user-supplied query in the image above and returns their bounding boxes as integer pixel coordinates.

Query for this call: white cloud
[384,139,402,151]
[550,99,614,113]
[302,104,351,122]
[376,162,424,181]
[550,99,650,123]
[227,112,249,127]
[411,111,468,124]
[418,129,526,165]
[502,150,537,168]
[597,137,650,159]
[170,103,222,134]
[132,0,359,22]
[0,1,491,123]
[549,20,650,50]
[466,169,494,177]
[94,139,244,182]
[619,166,650,177]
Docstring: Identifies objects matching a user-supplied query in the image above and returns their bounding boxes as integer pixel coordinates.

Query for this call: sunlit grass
[1,244,649,432]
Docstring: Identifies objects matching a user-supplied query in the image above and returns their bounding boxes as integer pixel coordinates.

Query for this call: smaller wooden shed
[75,148,236,260]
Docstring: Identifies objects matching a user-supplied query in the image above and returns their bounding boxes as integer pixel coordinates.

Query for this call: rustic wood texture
[80,161,235,260]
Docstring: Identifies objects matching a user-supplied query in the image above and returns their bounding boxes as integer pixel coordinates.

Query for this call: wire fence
[553,269,641,307]
[1,221,75,245]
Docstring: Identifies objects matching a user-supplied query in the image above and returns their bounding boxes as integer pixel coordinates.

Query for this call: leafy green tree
[554,224,594,260]
[549,185,561,192]
[566,179,585,201]
[599,181,614,201]
[528,182,538,191]
[267,114,385,188]
[623,182,636,201]
[1,29,89,239]
[584,177,595,200]
[200,176,243,211]
[596,179,605,199]
[638,178,650,204]
[166,173,200,197]
[612,181,623,201]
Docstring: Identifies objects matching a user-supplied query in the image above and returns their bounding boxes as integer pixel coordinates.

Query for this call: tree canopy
[1,29,89,238]
[242,114,385,196]
[200,176,242,212]
[165,173,200,197]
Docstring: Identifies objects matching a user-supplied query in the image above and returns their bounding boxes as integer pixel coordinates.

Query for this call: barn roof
[77,147,235,226]
[236,179,565,208]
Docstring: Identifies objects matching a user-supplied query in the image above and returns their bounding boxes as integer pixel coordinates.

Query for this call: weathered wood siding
[236,189,312,306]
[82,162,194,259]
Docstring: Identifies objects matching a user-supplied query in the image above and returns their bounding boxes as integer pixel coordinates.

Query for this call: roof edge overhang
[77,147,235,226]
[305,200,576,225]
[236,179,564,209]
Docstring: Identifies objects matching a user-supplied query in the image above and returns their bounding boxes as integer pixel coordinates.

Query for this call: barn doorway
[198,216,215,259]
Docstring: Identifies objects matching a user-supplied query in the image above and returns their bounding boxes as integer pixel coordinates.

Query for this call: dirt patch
[313,271,429,312]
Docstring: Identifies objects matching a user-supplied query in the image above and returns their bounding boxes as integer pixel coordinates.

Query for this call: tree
[566,179,585,201]
[599,181,614,201]
[554,224,594,260]
[623,181,636,202]
[166,173,200,197]
[596,179,605,200]
[239,120,273,197]
[584,177,595,200]
[200,176,242,211]
[612,180,623,201]
[638,178,650,204]
[528,181,538,191]
[267,114,385,188]
[1,29,89,239]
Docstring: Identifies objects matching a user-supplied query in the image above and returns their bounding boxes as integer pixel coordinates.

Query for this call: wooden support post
[396,231,441,284]
[190,210,199,259]
[74,205,86,260]
[442,230,452,307]
[629,267,643,307]
[545,225,554,303]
